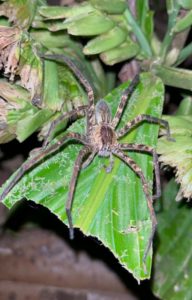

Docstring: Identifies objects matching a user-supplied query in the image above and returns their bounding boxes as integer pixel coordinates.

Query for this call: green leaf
[124,8,152,57]
[153,64,192,91]
[0,79,54,143]
[175,96,192,115]
[136,0,154,43]
[42,50,109,101]
[66,11,115,36]
[1,73,164,281]
[39,3,94,20]
[83,27,127,55]
[90,0,127,14]
[42,57,88,111]
[30,29,78,50]
[157,97,192,199]
[175,41,192,66]
[153,179,192,300]
[100,37,139,65]
[173,10,192,33]
[178,0,192,9]
[160,1,179,60]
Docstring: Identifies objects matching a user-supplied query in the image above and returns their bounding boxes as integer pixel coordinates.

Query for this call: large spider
[0,54,172,262]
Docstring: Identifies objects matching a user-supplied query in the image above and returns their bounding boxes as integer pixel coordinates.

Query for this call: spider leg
[40,54,95,130]
[43,105,88,147]
[0,132,87,201]
[119,143,161,200]
[112,149,157,264]
[116,114,173,141]
[103,153,114,173]
[82,151,97,169]
[66,146,91,239]
[111,74,140,128]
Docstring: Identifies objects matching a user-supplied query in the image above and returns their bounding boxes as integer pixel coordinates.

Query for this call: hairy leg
[43,105,88,147]
[111,74,140,129]
[66,146,90,239]
[118,143,161,200]
[40,54,96,130]
[82,151,97,169]
[0,133,87,201]
[116,114,173,140]
[112,149,157,263]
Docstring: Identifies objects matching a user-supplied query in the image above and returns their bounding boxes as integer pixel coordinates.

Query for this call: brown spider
[0,54,173,262]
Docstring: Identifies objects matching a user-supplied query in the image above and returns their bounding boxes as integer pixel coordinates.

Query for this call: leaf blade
[1,73,164,281]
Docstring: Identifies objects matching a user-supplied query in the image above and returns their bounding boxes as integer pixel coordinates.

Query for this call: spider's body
[87,100,117,158]
[0,53,173,263]
[91,124,117,157]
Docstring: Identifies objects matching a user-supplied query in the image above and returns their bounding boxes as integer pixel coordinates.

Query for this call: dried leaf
[0,26,21,81]
[0,26,42,100]
[157,97,192,200]
[0,0,41,29]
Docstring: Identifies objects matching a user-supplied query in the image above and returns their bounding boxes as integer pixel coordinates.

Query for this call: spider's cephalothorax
[0,53,174,264]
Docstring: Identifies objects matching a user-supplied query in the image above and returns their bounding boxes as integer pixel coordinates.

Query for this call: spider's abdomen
[100,125,115,145]
[91,124,117,157]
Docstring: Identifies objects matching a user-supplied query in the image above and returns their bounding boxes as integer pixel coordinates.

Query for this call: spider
[0,53,173,263]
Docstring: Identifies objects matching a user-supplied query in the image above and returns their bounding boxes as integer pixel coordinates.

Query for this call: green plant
[0,0,191,292]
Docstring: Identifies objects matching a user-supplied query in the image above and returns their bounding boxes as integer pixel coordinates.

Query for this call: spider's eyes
[95,100,112,124]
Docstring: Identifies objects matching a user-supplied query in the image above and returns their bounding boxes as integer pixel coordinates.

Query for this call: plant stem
[160,2,179,61]
[124,8,152,58]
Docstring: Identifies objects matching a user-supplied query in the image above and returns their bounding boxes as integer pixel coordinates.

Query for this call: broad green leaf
[153,179,192,300]
[1,73,164,281]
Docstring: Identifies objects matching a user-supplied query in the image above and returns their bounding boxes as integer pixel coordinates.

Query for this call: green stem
[160,3,179,60]
[124,8,152,58]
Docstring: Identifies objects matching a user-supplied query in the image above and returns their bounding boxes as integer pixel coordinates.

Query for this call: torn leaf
[157,97,192,200]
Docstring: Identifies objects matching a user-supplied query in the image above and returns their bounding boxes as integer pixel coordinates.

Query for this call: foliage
[0,0,192,291]
[2,74,164,281]
[152,179,192,300]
